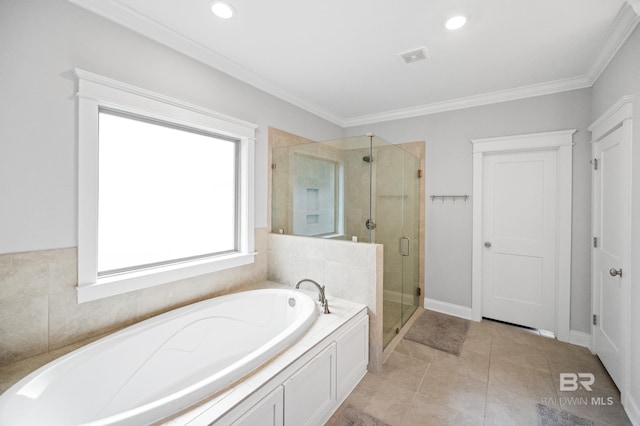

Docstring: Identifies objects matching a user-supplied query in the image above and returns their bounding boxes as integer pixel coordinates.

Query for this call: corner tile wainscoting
[1,282,369,425]
[0,229,269,390]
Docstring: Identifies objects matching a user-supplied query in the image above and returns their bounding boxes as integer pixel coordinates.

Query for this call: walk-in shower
[271,133,422,347]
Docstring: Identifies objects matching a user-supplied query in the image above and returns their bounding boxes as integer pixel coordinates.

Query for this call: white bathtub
[0,288,318,426]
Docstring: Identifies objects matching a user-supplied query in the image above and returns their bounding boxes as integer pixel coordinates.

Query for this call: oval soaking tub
[0,288,318,426]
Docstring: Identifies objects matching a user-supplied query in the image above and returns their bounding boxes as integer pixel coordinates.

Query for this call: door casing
[589,95,633,406]
[471,130,575,342]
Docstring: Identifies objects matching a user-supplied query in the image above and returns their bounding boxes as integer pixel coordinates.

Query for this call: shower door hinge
[593,237,598,248]
[416,287,421,297]
[593,314,597,326]
[591,158,598,170]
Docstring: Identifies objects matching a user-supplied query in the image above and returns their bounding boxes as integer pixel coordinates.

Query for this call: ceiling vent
[398,47,429,64]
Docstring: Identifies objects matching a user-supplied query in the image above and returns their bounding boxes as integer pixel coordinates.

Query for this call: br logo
[559,373,595,391]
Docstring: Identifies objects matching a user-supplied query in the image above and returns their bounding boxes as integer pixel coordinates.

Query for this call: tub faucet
[295,279,330,314]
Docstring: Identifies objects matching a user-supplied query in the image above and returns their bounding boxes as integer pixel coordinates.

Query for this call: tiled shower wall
[269,127,425,305]
[0,229,269,367]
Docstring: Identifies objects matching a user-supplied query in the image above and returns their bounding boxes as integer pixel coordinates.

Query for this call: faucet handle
[323,299,330,314]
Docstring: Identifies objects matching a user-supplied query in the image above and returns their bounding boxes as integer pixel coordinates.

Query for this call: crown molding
[584,2,640,85]
[67,0,345,127]
[345,1,638,128]
[342,76,590,127]
[68,0,639,129]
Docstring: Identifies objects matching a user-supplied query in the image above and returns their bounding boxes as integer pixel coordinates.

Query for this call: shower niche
[271,130,423,347]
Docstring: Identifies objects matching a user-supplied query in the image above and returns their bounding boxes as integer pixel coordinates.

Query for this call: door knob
[609,268,623,277]
[484,242,492,248]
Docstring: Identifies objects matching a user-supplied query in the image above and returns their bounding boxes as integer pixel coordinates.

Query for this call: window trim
[75,68,257,303]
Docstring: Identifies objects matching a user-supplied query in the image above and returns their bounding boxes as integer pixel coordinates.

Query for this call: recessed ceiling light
[445,15,467,30]
[211,1,235,19]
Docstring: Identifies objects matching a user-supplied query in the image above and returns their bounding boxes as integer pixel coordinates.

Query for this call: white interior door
[482,150,557,331]
[592,124,630,391]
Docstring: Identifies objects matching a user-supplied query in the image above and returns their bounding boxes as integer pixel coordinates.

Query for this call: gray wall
[0,0,344,368]
[0,0,632,342]
[0,0,343,255]
[591,24,640,418]
[345,89,593,333]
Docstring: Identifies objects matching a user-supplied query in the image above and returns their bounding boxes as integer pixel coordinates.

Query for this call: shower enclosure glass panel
[272,140,345,238]
[375,144,420,347]
[271,134,420,348]
[291,154,340,236]
[402,151,420,326]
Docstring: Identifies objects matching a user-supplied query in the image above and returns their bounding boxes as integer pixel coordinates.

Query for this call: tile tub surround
[327,317,631,426]
[268,232,384,372]
[0,289,368,425]
[2,281,291,395]
[0,228,269,369]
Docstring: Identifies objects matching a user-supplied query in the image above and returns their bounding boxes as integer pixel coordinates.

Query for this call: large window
[98,110,239,274]
[76,69,256,302]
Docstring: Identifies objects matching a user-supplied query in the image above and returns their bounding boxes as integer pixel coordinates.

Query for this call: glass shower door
[401,150,420,326]
[376,144,403,347]
[377,144,420,347]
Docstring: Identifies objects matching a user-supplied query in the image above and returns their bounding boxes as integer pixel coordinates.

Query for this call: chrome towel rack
[430,194,469,203]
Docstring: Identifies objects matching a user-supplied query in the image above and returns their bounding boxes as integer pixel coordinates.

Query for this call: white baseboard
[424,298,473,321]
[422,301,596,348]
[625,393,640,426]
[569,330,592,349]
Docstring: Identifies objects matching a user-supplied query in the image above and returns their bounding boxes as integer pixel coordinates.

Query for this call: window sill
[76,252,255,303]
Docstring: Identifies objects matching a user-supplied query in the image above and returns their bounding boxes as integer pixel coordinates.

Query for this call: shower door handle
[399,237,410,256]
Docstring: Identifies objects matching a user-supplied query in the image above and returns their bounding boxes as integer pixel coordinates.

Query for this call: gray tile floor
[328,316,631,426]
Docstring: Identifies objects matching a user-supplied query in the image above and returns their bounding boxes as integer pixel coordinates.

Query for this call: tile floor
[328,316,631,426]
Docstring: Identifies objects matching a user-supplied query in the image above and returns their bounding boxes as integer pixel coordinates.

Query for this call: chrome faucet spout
[295,279,323,301]
[295,279,331,314]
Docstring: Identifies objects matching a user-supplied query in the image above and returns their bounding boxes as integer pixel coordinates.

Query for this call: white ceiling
[71,0,639,126]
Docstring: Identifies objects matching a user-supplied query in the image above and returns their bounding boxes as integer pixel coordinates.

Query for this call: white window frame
[75,69,256,303]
